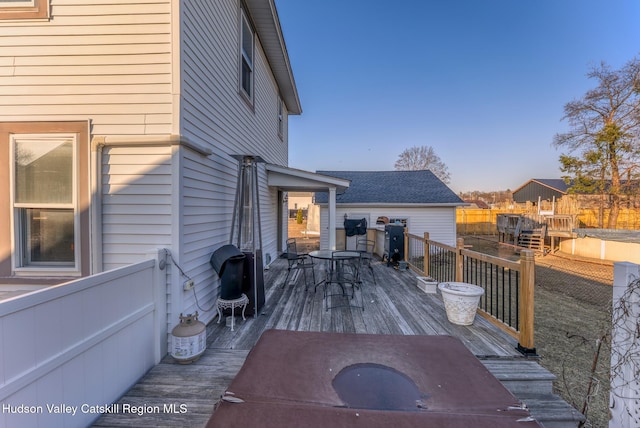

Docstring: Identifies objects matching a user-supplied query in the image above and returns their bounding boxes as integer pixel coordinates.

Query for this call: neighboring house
[514,178,640,210]
[512,179,571,204]
[314,170,467,249]
[0,0,347,328]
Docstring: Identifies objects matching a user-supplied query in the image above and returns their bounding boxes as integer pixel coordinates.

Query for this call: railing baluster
[402,231,535,354]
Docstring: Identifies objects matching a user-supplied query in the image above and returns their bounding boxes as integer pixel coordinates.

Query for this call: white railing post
[610,262,640,428]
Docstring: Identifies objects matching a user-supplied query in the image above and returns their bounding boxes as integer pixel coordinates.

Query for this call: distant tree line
[457,190,513,205]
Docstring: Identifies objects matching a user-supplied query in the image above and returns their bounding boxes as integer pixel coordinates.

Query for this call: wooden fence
[404,231,536,354]
[457,208,640,234]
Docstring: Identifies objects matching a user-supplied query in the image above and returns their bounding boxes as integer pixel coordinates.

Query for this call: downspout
[90,136,105,274]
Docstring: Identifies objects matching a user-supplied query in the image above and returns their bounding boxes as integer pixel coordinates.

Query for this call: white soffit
[265,164,350,193]
[245,0,301,115]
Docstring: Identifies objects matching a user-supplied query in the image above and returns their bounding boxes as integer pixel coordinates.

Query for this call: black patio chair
[324,251,364,311]
[356,238,377,286]
[282,238,316,291]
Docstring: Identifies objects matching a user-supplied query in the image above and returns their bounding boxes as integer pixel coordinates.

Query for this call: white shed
[314,170,467,250]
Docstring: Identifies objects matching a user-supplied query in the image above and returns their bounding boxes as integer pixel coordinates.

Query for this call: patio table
[309,250,363,310]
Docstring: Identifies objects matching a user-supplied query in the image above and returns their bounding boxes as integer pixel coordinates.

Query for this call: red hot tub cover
[207,330,541,427]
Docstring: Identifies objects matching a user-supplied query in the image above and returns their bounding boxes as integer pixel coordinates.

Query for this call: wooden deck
[93,255,583,428]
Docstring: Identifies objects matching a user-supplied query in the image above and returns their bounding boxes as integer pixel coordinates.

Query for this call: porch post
[517,249,536,355]
[328,186,337,250]
[423,232,430,277]
[455,237,464,282]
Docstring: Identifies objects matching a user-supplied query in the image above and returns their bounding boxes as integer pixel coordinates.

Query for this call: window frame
[0,0,49,20]
[10,133,79,271]
[0,122,90,278]
[239,7,255,103]
[277,97,284,139]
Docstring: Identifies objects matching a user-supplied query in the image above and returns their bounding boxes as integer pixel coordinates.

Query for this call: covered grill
[210,244,246,300]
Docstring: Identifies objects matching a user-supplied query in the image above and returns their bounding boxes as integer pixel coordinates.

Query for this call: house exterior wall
[319,206,458,249]
[513,182,565,204]
[101,145,174,270]
[0,0,173,133]
[177,0,289,321]
[0,0,292,325]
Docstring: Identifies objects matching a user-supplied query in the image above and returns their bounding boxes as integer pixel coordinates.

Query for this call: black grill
[210,244,246,300]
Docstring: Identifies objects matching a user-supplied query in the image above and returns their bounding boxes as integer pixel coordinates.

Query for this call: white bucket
[438,282,485,325]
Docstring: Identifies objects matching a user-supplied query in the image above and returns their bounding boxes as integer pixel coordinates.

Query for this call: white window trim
[239,8,254,102]
[9,133,81,276]
[0,0,35,8]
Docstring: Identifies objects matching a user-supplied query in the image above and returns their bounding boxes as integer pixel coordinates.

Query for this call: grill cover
[210,245,245,300]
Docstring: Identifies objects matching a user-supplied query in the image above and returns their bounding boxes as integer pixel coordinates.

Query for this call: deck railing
[404,231,536,354]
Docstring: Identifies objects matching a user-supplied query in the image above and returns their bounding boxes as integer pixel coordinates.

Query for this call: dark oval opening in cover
[332,363,425,411]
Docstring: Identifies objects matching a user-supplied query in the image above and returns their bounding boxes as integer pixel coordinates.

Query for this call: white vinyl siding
[101,146,172,271]
[1,0,291,325]
[320,206,458,249]
[178,0,288,278]
[0,0,173,135]
[180,150,236,317]
[180,0,288,165]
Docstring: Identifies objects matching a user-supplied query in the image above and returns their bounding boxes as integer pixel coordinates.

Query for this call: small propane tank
[170,312,206,364]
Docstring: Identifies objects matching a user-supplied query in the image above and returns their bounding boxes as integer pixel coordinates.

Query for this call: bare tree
[394,145,451,184]
[554,57,640,228]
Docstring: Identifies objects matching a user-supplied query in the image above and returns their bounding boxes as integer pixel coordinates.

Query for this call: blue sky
[274,0,640,193]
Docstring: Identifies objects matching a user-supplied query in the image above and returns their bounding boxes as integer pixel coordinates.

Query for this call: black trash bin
[210,244,246,300]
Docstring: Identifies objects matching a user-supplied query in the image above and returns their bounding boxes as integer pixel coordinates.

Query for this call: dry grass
[462,235,613,428]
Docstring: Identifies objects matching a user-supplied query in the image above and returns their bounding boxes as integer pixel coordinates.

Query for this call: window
[0,122,90,277]
[12,135,76,267]
[388,218,408,227]
[0,0,49,20]
[240,9,254,100]
[277,97,284,138]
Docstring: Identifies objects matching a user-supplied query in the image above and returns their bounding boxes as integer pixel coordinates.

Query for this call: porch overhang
[266,164,350,250]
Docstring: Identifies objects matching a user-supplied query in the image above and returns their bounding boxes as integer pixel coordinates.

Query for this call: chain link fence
[461,235,613,428]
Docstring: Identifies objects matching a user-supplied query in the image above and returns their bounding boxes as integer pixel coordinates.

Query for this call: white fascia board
[265,164,350,191]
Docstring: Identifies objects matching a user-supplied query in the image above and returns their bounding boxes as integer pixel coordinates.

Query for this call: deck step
[520,393,586,428]
[482,360,584,428]
[482,359,556,395]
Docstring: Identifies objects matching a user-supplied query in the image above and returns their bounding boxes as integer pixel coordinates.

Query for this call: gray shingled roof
[525,179,571,193]
[314,170,464,205]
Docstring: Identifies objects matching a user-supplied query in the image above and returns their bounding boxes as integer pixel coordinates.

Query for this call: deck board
[93,256,549,428]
